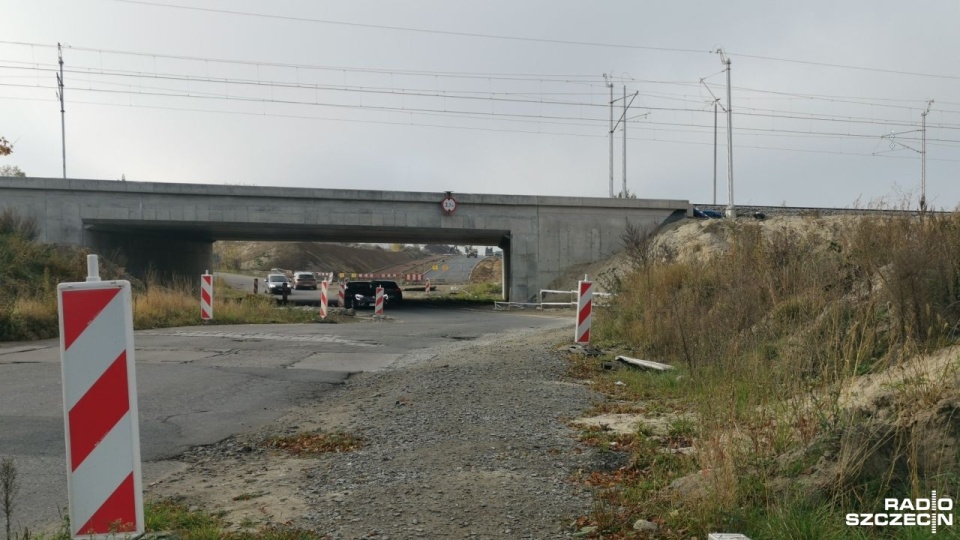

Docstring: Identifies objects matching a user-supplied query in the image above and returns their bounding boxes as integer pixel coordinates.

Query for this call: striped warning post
[58,274,144,538]
[338,280,345,307]
[425,279,431,293]
[200,271,213,320]
[319,281,329,319]
[575,280,593,344]
[375,286,385,316]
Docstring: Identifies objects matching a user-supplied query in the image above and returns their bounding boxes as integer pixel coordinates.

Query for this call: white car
[265,274,291,294]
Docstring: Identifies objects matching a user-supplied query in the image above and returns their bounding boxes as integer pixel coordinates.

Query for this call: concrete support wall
[0,178,689,301]
[85,230,213,279]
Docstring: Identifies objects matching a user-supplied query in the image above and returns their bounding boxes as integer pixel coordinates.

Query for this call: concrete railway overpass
[0,178,689,300]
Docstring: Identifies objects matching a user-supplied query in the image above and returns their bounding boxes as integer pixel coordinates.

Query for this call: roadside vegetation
[572,212,960,538]
[263,430,364,456]
[0,209,321,342]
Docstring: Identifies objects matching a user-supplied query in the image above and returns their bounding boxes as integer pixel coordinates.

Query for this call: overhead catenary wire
[5,42,960,120]
[99,0,713,56]
[1,37,958,188]
[6,45,960,115]
[6,61,960,133]
[7,78,960,146]
[93,1,960,82]
[5,92,960,163]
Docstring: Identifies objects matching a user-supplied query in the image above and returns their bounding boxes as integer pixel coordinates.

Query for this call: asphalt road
[0,305,569,532]
[217,272,341,305]
[424,254,485,284]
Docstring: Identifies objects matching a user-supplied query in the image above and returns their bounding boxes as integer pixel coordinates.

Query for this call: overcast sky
[2,0,959,208]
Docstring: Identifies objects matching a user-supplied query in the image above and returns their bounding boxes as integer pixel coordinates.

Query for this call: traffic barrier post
[319,281,329,319]
[253,278,258,295]
[200,271,213,321]
[575,280,593,344]
[375,286,384,316]
[58,254,144,538]
[425,279,431,294]
[338,281,345,307]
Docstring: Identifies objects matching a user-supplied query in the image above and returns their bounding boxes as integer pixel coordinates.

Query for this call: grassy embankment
[573,212,960,539]
[0,210,322,342]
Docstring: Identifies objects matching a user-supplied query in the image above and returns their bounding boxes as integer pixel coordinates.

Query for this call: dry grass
[0,223,322,341]
[262,431,364,456]
[574,211,960,538]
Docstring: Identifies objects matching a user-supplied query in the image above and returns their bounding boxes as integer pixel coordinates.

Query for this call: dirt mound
[216,242,426,274]
[648,214,855,265]
[469,257,502,284]
[545,215,859,295]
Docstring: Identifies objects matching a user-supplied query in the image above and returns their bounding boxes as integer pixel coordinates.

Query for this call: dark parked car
[265,273,291,295]
[343,281,403,308]
[693,207,723,219]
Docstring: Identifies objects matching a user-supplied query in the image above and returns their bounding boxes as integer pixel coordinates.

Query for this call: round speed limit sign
[440,195,457,216]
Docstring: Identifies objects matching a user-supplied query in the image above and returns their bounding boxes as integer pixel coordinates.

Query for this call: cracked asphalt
[0,305,569,533]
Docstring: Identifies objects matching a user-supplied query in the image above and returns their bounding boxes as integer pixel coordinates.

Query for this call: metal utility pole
[622,85,627,198]
[713,100,718,205]
[921,99,934,211]
[700,78,722,206]
[604,74,614,197]
[718,49,734,218]
[608,89,639,198]
[57,43,66,179]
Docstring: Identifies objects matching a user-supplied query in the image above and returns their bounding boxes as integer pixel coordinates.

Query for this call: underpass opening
[83,219,512,303]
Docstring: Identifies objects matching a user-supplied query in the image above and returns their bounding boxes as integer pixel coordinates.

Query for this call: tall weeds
[595,212,960,534]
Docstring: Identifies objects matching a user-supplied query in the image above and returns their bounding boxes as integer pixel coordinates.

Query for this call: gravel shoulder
[147,325,599,539]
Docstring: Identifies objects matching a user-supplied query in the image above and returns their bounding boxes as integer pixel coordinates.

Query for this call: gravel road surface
[148,326,600,539]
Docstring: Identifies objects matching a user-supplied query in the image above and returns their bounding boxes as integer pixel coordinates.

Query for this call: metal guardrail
[493,289,613,310]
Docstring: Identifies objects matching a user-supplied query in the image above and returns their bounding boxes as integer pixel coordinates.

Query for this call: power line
[5,92,960,163]
[93,1,960,81]
[101,0,713,56]
[12,61,960,131]
[729,51,960,82]
[0,41,618,84]
[7,43,960,117]
[7,79,960,148]
[0,63,616,110]
[8,66,960,140]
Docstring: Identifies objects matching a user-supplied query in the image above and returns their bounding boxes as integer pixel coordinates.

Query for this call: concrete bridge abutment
[85,229,213,279]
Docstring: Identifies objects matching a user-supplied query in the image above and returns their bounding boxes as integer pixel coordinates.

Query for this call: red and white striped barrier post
[319,280,329,319]
[57,254,144,538]
[200,270,213,321]
[337,281,345,307]
[425,279,431,294]
[375,286,385,316]
[575,280,593,344]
